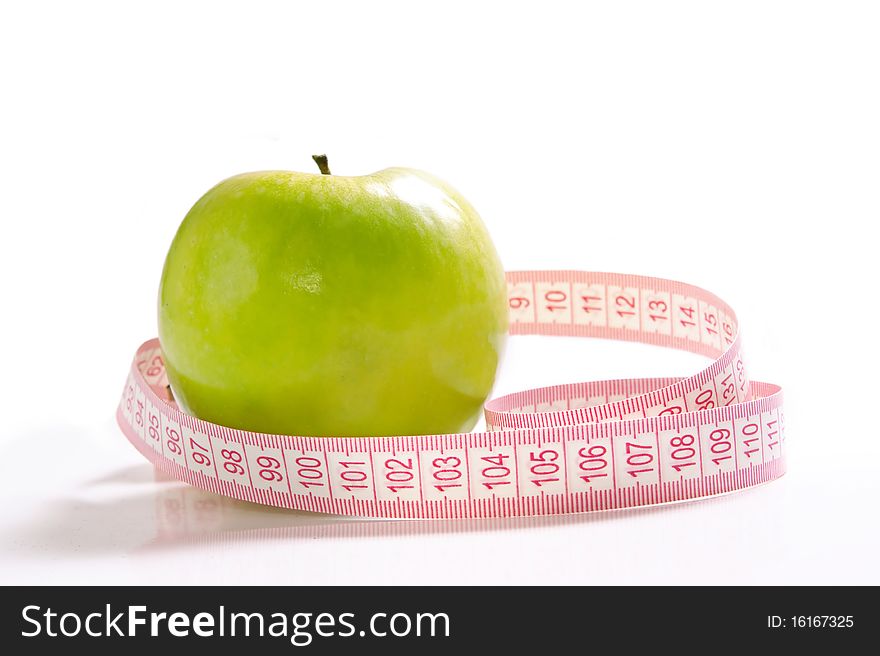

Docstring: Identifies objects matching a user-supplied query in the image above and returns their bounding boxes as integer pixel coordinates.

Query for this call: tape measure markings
[117,270,785,519]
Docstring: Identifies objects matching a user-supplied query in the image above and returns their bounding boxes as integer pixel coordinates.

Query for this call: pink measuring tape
[116,270,785,519]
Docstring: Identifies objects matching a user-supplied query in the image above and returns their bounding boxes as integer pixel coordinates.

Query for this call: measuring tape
[117,270,785,519]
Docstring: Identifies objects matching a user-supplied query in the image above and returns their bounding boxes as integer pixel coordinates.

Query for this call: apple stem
[312,154,331,175]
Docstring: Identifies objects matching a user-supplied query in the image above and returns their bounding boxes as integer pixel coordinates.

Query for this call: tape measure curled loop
[117,270,785,519]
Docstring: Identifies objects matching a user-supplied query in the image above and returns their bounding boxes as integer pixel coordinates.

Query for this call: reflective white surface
[2,336,878,584]
[2,1,879,585]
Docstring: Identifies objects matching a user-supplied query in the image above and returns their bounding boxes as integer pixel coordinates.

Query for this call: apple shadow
[5,463,755,558]
[84,464,161,486]
[3,465,325,558]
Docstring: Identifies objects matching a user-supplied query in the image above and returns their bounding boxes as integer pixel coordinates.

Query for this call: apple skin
[158,167,508,437]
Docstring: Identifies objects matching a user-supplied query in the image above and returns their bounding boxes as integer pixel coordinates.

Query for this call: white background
[1,1,878,585]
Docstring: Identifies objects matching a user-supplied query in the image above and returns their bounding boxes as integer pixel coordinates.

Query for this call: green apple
[158,157,508,437]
